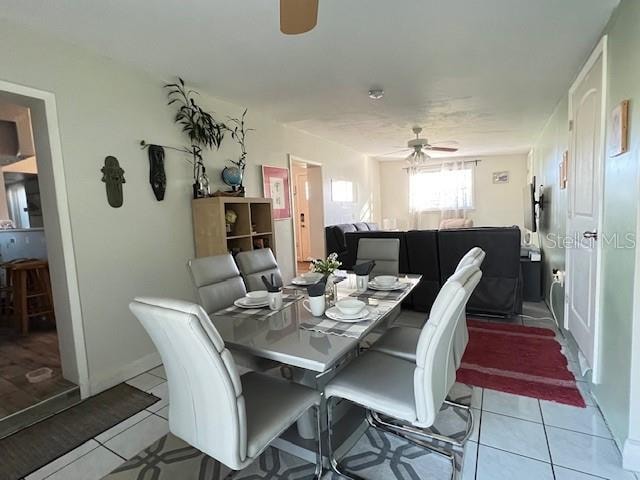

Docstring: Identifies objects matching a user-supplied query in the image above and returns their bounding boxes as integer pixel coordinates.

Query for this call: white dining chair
[324,265,481,479]
[451,247,485,365]
[366,262,482,448]
[130,297,323,477]
[372,247,485,367]
[234,248,282,292]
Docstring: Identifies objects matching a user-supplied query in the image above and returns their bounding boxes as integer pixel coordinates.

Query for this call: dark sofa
[325,222,379,265]
[335,226,522,317]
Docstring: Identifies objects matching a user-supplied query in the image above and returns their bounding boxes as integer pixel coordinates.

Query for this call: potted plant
[165,77,225,198]
[221,108,254,195]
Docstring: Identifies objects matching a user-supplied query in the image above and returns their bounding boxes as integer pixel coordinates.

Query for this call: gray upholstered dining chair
[129,297,322,477]
[324,266,481,479]
[235,248,282,292]
[356,238,400,276]
[187,254,276,372]
[372,247,485,368]
[187,254,247,314]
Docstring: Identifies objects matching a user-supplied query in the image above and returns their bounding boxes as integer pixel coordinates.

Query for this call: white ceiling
[0,0,619,158]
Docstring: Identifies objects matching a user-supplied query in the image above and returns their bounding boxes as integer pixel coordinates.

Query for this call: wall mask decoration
[147,144,166,201]
[101,156,126,208]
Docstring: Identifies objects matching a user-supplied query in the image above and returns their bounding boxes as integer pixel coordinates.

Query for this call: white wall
[0,19,378,393]
[378,154,528,230]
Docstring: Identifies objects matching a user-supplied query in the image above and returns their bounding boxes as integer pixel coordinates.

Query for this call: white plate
[325,306,373,323]
[291,276,321,286]
[234,298,269,309]
[368,281,405,291]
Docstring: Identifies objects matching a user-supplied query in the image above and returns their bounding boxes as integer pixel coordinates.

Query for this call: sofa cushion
[365,222,379,231]
[354,222,370,231]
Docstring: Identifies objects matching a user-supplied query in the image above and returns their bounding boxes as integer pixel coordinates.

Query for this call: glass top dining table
[211,273,422,373]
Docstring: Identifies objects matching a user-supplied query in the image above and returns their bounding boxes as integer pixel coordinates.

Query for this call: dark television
[523,176,537,232]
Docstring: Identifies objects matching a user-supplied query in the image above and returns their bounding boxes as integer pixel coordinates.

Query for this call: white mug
[303,295,326,317]
[268,291,283,311]
[356,274,369,293]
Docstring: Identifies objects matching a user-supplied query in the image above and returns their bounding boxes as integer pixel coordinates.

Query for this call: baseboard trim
[623,438,640,472]
[90,352,162,394]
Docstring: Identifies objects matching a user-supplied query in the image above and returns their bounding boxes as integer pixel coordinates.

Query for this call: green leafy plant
[165,77,225,152]
[311,252,342,275]
[164,77,226,197]
[224,108,254,189]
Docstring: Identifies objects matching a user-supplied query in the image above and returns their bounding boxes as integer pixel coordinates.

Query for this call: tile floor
[20,307,640,480]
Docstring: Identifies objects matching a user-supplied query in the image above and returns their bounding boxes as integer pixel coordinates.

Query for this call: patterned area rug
[457,319,585,407]
[103,384,475,480]
[104,430,457,480]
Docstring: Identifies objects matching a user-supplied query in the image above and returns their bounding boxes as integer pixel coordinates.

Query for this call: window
[331,180,355,202]
[409,167,474,212]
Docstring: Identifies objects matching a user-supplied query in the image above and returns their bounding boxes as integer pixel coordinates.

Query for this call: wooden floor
[0,328,76,419]
[297,260,312,274]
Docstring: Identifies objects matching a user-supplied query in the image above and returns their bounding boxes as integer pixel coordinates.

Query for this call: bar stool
[4,259,55,335]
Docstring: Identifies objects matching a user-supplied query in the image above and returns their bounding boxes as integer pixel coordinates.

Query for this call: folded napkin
[306,274,328,297]
[353,260,376,276]
[261,273,282,292]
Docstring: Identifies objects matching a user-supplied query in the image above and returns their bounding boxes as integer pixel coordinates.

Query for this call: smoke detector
[368,88,384,100]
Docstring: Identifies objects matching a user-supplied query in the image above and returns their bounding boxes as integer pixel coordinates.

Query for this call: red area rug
[457,319,586,407]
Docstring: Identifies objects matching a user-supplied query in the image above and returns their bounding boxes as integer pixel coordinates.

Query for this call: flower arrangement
[310,253,342,275]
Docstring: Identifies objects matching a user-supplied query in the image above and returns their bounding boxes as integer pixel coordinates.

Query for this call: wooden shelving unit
[192,196,276,258]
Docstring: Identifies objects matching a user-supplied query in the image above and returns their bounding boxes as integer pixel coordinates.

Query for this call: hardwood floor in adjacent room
[0,329,76,419]
[297,260,312,274]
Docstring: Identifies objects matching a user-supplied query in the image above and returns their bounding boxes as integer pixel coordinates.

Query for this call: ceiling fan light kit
[280,0,319,35]
[368,88,384,100]
[377,126,459,165]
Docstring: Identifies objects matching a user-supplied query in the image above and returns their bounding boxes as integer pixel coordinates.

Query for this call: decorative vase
[325,273,337,305]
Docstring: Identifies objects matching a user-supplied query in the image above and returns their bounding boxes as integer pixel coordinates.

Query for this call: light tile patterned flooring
[22,304,640,480]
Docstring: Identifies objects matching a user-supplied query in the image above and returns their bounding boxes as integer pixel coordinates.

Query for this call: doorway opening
[0,84,87,437]
[289,155,325,275]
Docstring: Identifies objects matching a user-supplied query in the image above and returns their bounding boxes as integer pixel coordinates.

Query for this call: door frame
[564,35,607,383]
[288,154,325,274]
[0,80,90,398]
[623,167,640,470]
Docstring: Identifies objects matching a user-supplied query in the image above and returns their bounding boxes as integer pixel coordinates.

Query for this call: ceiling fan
[280,0,319,35]
[381,127,459,166]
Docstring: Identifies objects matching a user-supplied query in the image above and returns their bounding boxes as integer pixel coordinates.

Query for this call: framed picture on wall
[492,171,509,184]
[560,150,568,189]
[609,99,629,157]
[262,165,291,220]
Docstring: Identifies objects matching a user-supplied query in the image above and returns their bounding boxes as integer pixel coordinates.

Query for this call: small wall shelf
[192,197,276,258]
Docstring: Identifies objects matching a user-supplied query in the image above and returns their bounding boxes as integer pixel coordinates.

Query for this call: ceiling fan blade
[426,146,459,152]
[280,0,318,35]
[430,140,460,147]
[378,148,412,157]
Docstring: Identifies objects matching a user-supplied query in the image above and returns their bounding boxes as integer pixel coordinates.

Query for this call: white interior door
[566,44,605,369]
[294,172,311,261]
